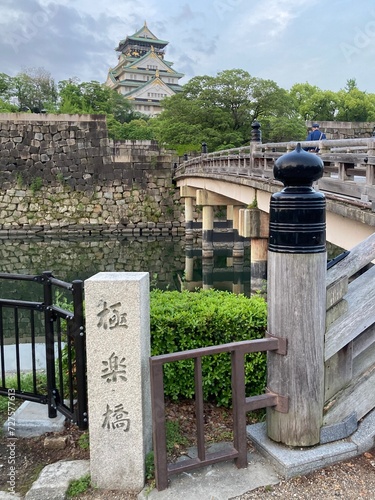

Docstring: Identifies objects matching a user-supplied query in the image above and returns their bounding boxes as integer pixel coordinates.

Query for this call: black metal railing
[0,271,87,429]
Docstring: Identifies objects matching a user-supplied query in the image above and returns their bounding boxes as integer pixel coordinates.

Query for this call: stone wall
[306,120,375,139]
[0,113,184,234]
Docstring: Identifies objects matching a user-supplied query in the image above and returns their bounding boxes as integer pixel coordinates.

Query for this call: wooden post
[266,144,327,447]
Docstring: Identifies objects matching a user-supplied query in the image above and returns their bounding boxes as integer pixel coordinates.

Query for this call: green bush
[150,289,267,407]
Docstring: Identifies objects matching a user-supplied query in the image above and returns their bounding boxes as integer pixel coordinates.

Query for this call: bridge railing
[324,232,375,431]
[175,137,375,204]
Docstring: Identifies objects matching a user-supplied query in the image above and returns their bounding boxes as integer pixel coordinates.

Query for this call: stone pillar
[85,272,152,491]
[185,197,194,241]
[202,205,214,258]
[232,259,244,295]
[239,207,269,293]
[266,145,326,447]
[227,205,234,230]
[184,244,194,282]
[233,206,245,258]
[202,256,214,289]
[250,238,268,292]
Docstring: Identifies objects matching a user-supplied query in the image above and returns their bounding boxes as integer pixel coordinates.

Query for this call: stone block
[85,272,152,491]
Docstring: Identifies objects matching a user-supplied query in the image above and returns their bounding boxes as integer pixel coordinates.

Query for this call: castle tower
[106,22,184,116]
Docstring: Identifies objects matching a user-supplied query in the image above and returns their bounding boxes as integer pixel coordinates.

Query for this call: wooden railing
[324,232,375,428]
[175,137,375,205]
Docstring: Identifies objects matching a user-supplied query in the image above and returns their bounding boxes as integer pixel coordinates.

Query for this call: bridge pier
[239,208,269,292]
[232,206,245,259]
[202,205,214,258]
[180,186,197,241]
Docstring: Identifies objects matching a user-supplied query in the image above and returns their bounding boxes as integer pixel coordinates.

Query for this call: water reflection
[0,236,343,300]
[0,236,258,299]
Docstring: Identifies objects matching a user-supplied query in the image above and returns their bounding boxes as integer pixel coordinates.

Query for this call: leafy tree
[0,73,14,102]
[152,69,290,151]
[261,116,306,142]
[289,83,340,121]
[0,98,18,112]
[13,67,58,112]
[58,79,135,122]
[335,79,375,122]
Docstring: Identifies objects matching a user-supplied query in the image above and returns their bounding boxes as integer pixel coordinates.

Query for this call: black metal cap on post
[251,121,262,143]
[201,142,208,154]
[269,143,326,253]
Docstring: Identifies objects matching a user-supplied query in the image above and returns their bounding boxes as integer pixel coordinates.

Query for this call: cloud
[0,0,374,93]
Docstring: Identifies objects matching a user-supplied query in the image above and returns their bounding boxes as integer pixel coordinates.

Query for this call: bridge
[169,136,375,485]
[174,136,375,251]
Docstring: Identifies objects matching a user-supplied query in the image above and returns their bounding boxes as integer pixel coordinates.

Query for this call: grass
[66,474,91,498]
[0,372,48,431]
[78,432,89,450]
[145,419,188,482]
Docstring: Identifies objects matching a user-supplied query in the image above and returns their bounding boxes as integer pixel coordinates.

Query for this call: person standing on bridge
[305,123,326,152]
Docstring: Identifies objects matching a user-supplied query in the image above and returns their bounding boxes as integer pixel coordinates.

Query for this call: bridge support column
[184,243,194,283]
[184,197,194,241]
[266,145,327,447]
[239,207,269,292]
[233,206,245,259]
[202,205,214,258]
[250,238,268,292]
[226,205,234,230]
[232,259,245,295]
[202,255,214,289]
[180,186,197,241]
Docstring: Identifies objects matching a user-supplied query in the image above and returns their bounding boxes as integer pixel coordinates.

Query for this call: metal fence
[0,271,87,429]
[150,335,288,491]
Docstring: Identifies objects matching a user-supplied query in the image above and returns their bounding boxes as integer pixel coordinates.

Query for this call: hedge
[150,289,267,407]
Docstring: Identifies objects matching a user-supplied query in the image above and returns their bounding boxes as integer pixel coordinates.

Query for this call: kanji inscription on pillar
[101,352,127,383]
[96,300,128,330]
[102,403,130,432]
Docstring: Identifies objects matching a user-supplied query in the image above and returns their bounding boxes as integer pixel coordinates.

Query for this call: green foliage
[145,451,155,480]
[150,289,267,406]
[145,420,188,481]
[78,432,89,450]
[0,97,18,112]
[165,420,188,452]
[13,67,58,112]
[247,198,258,209]
[0,373,47,413]
[66,474,91,498]
[152,69,294,149]
[16,173,24,187]
[30,177,43,194]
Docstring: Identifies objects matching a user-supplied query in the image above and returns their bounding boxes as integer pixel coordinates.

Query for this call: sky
[1,0,375,93]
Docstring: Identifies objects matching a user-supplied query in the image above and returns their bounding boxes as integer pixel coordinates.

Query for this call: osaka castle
[106,22,184,116]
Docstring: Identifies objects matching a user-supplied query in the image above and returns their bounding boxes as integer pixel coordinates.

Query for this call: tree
[58,79,137,122]
[13,67,58,112]
[0,98,18,112]
[335,80,375,122]
[289,83,340,121]
[0,73,14,102]
[152,69,291,151]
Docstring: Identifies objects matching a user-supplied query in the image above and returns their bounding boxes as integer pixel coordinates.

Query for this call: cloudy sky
[1,0,375,92]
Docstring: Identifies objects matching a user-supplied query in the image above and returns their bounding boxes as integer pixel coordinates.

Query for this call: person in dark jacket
[305,123,326,152]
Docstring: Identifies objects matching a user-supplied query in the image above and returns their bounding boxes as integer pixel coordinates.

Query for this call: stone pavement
[1,406,374,500]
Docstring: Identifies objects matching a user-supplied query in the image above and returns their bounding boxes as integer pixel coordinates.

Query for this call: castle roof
[115,21,168,52]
